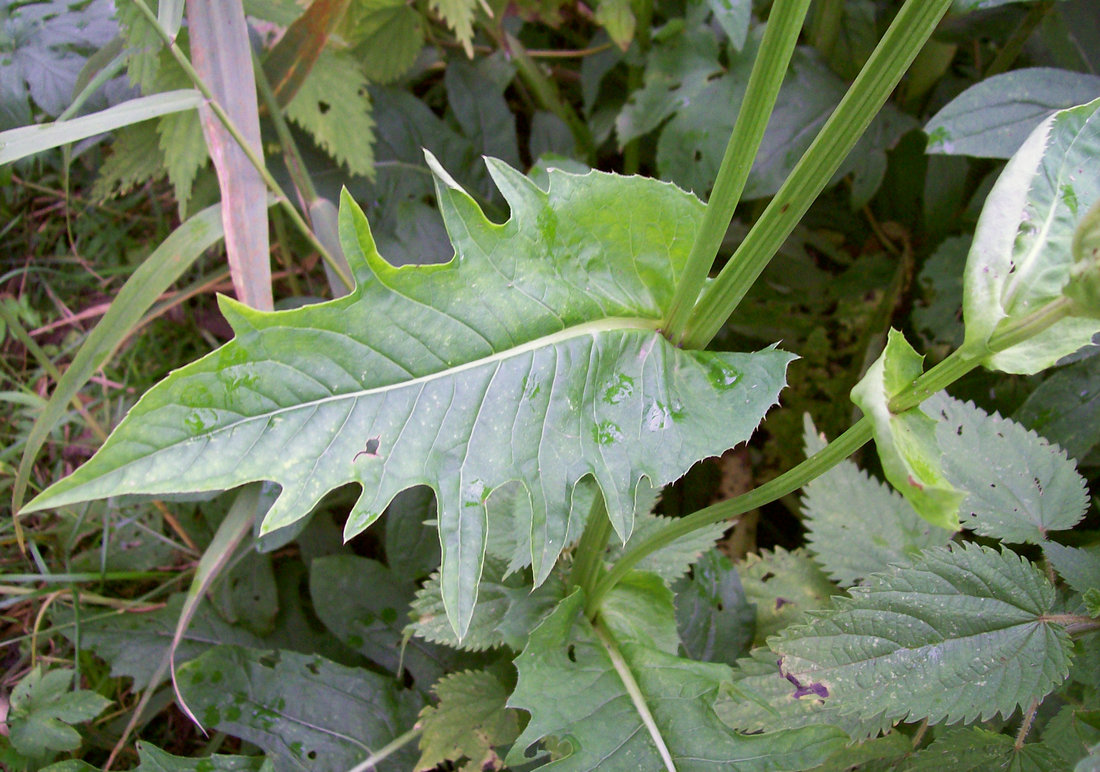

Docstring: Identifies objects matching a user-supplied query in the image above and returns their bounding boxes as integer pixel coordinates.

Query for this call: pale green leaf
[429,0,478,55]
[177,646,422,772]
[675,549,755,666]
[507,590,846,771]
[286,49,374,179]
[600,571,680,654]
[801,415,954,587]
[927,393,1089,543]
[347,0,424,84]
[714,649,891,740]
[309,554,467,686]
[771,543,1073,726]
[409,557,566,652]
[962,98,1100,373]
[415,670,520,772]
[594,0,635,51]
[25,156,794,639]
[56,593,263,691]
[851,329,965,530]
[740,547,838,646]
[904,727,1065,771]
[7,667,110,760]
[0,89,201,164]
[925,68,1100,159]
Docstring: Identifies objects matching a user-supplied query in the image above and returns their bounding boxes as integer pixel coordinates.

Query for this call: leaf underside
[25,155,794,637]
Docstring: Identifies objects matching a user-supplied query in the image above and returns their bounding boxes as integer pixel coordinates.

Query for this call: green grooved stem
[570,494,613,600]
[681,0,954,350]
[663,0,812,344]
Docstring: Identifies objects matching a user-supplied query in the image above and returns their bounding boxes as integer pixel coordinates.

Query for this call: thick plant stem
[571,495,613,605]
[128,0,353,292]
[662,0,812,344]
[621,0,654,176]
[681,0,954,349]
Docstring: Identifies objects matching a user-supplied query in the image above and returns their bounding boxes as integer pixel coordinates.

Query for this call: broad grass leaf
[927,393,1088,543]
[177,646,421,772]
[851,329,965,531]
[507,589,846,771]
[801,415,954,587]
[771,543,1073,727]
[415,669,520,772]
[24,156,794,638]
[963,98,1100,373]
[925,68,1100,159]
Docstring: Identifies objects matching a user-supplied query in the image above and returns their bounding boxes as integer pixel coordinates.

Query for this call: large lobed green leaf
[771,543,1073,727]
[23,156,794,638]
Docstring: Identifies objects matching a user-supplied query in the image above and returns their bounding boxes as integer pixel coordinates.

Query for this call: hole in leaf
[566,644,577,663]
[318,101,330,114]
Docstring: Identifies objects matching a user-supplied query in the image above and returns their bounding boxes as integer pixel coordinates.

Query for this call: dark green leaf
[57,593,263,691]
[383,487,441,580]
[309,554,468,687]
[507,590,846,771]
[347,0,424,84]
[1043,542,1100,597]
[904,727,1065,771]
[675,549,756,666]
[1015,355,1100,462]
[771,544,1073,726]
[925,67,1100,158]
[177,646,422,772]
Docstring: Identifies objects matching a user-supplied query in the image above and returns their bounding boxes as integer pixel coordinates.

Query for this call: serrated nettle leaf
[430,0,477,56]
[507,590,846,771]
[715,650,892,740]
[415,669,520,772]
[771,543,1074,727]
[851,329,966,530]
[25,155,794,639]
[904,727,1066,772]
[963,98,1100,373]
[409,557,567,653]
[1043,542,1100,598]
[606,502,728,585]
[286,49,375,180]
[926,393,1088,543]
[925,68,1100,159]
[346,0,424,84]
[178,646,421,772]
[739,547,837,646]
[801,415,954,587]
